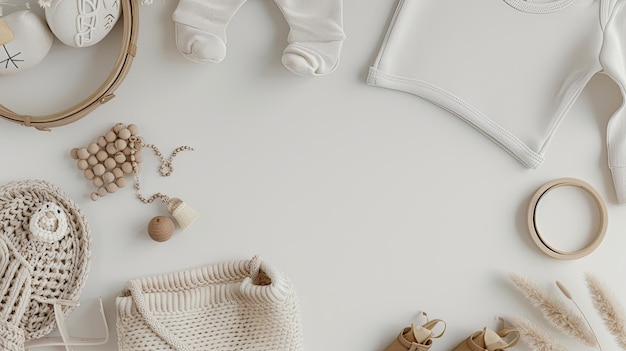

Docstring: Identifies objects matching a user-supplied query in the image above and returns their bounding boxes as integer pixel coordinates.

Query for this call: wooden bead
[93,164,105,176]
[96,150,108,162]
[103,171,115,184]
[115,177,127,188]
[77,148,89,160]
[87,155,98,166]
[113,123,125,132]
[97,135,107,147]
[115,139,127,151]
[105,130,116,142]
[134,150,143,163]
[128,124,138,136]
[118,128,131,140]
[106,143,118,155]
[147,216,174,242]
[77,159,89,170]
[121,162,133,174]
[90,192,99,201]
[104,157,116,170]
[106,183,118,193]
[114,152,126,163]
[97,187,107,196]
[93,176,104,187]
[87,142,99,154]
[112,167,124,178]
[70,148,79,160]
[84,169,95,180]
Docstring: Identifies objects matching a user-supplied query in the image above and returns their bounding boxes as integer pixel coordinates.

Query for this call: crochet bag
[0,179,92,350]
[116,255,304,351]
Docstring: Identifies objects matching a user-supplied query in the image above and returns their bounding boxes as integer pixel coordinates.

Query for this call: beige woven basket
[0,0,139,131]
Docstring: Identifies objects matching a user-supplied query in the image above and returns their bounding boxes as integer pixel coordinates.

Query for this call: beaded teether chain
[71,122,199,241]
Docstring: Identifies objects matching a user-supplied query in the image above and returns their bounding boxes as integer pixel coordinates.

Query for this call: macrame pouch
[0,179,107,351]
[116,255,304,351]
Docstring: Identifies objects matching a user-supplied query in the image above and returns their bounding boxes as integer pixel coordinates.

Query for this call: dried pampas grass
[509,273,598,348]
[585,273,626,350]
[511,315,568,351]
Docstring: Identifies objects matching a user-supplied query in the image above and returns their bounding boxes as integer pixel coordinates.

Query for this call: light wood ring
[0,0,139,131]
[527,177,608,260]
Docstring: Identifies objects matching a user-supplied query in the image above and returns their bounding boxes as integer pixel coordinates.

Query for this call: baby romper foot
[274,0,346,76]
[172,0,247,63]
[383,315,446,351]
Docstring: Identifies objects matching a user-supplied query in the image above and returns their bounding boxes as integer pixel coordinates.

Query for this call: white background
[1,1,626,350]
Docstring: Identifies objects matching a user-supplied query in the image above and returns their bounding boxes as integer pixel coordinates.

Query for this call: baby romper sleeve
[601,0,626,204]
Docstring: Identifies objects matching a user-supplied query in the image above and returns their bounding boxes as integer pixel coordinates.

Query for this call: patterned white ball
[45,0,121,48]
[0,11,53,76]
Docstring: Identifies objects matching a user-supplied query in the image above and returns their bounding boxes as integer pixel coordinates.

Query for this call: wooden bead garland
[72,122,199,241]
[71,123,138,200]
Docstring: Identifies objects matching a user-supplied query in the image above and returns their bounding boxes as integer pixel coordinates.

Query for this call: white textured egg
[45,0,121,48]
[0,11,53,76]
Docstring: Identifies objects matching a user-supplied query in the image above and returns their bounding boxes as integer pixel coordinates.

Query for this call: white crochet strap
[24,298,108,349]
[127,280,192,351]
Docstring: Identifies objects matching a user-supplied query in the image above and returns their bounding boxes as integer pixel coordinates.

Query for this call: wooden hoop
[527,177,608,260]
[0,0,139,131]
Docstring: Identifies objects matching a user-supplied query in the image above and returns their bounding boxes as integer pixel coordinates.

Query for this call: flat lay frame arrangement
[0,1,621,351]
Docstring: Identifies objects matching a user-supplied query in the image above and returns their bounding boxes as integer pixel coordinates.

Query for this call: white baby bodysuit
[368,0,626,203]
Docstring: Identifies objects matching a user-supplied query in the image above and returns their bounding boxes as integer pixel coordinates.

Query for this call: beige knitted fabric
[116,256,304,351]
[0,179,92,350]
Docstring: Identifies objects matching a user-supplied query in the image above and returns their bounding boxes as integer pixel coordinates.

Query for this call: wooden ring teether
[527,177,608,260]
[0,0,138,130]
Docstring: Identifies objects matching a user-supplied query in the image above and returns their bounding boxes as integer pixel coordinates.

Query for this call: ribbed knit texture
[116,256,304,351]
[0,179,92,350]
[503,0,576,13]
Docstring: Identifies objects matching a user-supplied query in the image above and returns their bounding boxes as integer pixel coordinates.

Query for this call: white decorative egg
[0,11,53,76]
[45,0,121,48]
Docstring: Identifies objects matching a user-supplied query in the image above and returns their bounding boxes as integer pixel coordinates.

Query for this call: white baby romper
[368,0,626,203]
[172,0,345,77]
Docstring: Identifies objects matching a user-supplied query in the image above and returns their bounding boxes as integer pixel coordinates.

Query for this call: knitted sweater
[368,0,626,203]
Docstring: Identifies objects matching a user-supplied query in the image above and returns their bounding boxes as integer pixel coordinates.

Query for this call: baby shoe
[452,325,519,351]
[383,313,446,351]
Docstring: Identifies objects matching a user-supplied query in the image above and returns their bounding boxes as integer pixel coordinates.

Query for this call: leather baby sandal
[452,324,519,351]
[383,312,446,351]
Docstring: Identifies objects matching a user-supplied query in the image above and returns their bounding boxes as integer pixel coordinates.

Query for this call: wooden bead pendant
[147,216,175,242]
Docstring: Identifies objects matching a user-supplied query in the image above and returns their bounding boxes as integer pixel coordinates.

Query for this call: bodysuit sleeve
[601,0,626,204]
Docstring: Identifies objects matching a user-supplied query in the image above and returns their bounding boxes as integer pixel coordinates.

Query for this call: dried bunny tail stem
[556,281,603,351]
[511,315,568,351]
[509,273,597,348]
[585,273,626,350]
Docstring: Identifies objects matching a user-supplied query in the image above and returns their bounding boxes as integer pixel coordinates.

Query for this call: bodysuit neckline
[503,0,576,13]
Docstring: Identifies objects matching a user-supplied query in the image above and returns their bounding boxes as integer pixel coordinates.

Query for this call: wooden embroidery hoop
[527,177,608,260]
[0,0,139,131]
